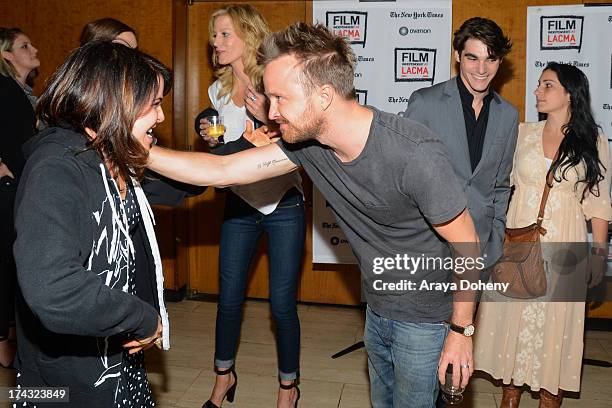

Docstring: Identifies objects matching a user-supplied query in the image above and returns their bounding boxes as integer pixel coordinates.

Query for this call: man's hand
[243,121,279,147]
[123,316,163,354]
[438,331,473,389]
[0,162,14,179]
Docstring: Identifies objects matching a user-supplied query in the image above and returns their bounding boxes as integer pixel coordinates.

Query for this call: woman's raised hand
[244,85,268,123]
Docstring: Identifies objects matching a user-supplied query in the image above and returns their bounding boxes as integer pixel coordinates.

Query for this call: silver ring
[250,95,257,101]
[460,363,469,369]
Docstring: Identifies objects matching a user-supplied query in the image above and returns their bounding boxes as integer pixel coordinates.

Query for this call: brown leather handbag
[491,168,555,299]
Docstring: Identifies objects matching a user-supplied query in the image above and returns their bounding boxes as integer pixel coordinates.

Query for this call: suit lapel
[443,80,472,180]
[471,95,501,178]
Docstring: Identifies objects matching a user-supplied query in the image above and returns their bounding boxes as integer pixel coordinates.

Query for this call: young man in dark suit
[404,17,518,276]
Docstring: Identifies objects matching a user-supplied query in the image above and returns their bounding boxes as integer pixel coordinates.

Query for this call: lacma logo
[394,48,436,83]
[326,11,368,47]
[540,15,584,51]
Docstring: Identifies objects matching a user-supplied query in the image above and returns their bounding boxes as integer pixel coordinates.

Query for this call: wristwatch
[446,321,475,337]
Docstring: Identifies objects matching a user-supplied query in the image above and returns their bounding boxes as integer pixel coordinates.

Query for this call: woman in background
[0,27,39,368]
[80,17,138,48]
[474,63,611,408]
[198,5,304,408]
[13,42,170,407]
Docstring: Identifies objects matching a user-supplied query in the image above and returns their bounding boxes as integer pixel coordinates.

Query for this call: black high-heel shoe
[202,366,237,408]
[279,380,300,408]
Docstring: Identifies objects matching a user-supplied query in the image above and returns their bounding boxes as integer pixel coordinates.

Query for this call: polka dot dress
[115,185,155,408]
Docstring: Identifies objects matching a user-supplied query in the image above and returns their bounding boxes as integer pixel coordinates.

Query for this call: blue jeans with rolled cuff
[214,188,305,381]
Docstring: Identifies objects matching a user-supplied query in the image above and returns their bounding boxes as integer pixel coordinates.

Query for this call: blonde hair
[0,27,24,78]
[208,4,270,101]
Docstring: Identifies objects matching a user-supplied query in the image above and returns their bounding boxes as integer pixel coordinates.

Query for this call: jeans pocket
[276,200,302,209]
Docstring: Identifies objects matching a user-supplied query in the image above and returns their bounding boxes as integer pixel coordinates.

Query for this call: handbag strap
[536,152,559,227]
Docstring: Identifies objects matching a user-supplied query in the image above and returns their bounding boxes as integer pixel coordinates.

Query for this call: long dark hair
[37,41,171,181]
[544,62,604,201]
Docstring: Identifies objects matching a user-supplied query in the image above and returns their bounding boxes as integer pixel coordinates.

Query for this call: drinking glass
[205,115,225,144]
[440,363,464,405]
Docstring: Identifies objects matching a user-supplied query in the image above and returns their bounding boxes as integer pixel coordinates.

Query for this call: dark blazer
[0,74,36,260]
[0,74,35,180]
[404,77,519,267]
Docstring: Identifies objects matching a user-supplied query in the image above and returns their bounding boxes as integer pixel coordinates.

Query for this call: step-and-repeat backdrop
[526,5,612,271]
[311,3,612,264]
[311,0,452,263]
[526,4,612,151]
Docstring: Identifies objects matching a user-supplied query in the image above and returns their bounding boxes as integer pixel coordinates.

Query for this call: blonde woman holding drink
[197,5,304,408]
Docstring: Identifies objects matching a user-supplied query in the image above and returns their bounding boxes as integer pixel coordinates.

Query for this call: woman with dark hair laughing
[13,41,172,407]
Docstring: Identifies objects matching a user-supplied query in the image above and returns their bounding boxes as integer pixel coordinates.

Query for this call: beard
[280,103,325,144]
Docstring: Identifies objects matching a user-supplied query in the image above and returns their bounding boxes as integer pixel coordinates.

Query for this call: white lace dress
[473,121,612,392]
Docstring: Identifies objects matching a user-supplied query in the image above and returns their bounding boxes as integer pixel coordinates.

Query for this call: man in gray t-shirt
[279,107,467,324]
[149,23,480,408]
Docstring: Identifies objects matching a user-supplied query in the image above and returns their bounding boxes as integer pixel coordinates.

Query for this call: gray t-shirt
[278,107,467,322]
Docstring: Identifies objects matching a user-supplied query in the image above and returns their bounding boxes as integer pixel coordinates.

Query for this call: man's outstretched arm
[148,142,298,188]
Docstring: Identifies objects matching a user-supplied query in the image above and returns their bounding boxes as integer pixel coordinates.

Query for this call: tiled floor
[1,299,611,407]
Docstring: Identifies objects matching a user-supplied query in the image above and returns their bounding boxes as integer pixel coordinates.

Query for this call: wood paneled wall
[0,0,180,288]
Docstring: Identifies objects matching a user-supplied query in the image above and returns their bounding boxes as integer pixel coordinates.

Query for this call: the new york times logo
[540,15,584,52]
[326,11,368,47]
[356,89,368,105]
[394,48,436,83]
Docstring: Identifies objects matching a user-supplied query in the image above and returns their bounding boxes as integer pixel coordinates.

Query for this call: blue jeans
[215,188,305,381]
[364,306,449,408]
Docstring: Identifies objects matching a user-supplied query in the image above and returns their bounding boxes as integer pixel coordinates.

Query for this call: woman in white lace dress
[473,63,612,407]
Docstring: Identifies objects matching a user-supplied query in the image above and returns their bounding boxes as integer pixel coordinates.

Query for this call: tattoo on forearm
[256,158,288,170]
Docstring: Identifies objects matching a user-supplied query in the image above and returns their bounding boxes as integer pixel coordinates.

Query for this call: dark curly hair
[543,62,605,201]
[453,17,512,60]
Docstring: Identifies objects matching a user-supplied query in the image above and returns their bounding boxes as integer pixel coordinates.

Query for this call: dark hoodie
[13,126,167,405]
